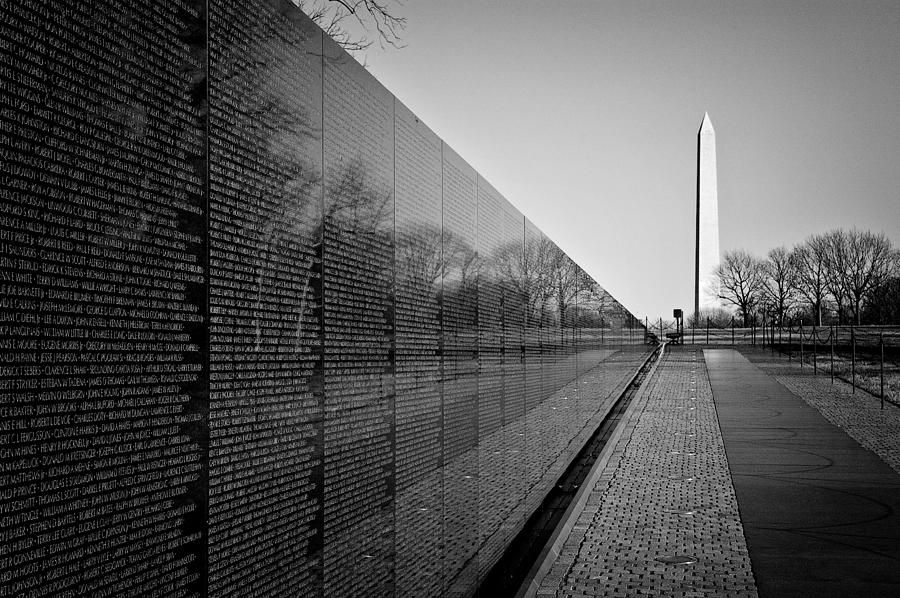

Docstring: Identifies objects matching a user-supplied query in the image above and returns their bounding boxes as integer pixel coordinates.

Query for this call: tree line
[399,222,637,331]
[711,228,900,327]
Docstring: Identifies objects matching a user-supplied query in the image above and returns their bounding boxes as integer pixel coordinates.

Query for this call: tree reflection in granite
[208,5,327,595]
[323,140,397,597]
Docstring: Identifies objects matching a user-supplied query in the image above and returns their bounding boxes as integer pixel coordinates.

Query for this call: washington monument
[694,112,721,321]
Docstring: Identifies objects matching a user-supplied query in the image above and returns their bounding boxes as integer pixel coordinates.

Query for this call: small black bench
[665,332,683,345]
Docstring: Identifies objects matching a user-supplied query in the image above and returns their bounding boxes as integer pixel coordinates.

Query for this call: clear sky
[359,0,900,323]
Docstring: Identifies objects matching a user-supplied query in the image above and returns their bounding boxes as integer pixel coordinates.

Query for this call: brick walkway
[530,346,758,597]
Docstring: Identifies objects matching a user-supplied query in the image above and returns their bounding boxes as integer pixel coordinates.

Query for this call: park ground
[523,345,900,598]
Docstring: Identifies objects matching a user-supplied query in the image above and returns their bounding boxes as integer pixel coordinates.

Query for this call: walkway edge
[516,344,666,598]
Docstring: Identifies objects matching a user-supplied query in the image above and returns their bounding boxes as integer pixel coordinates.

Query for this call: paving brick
[533,347,758,597]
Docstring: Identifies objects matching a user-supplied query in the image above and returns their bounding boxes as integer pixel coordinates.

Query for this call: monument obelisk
[694,112,720,322]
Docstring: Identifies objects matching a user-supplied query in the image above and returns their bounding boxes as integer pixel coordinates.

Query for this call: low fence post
[881,332,885,410]
[851,324,856,393]
[788,324,792,363]
[799,322,804,368]
[731,316,735,346]
[830,325,835,384]
[706,317,709,344]
[762,317,766,347]
[812,324,817,374]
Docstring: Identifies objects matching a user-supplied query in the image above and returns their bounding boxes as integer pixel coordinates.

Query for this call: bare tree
[791,234,831,326]
[494,238,537,322]
[720,230,898,326]
[760,246,797,325]
[715,250,765,326]
[576,280,635,329]
[441,230,479,298]
[324,157,392,233]
[821,229,852,323]
[838,229,896,325]
[547,243,581,328]
[819,228,897,324]
[395,222,443,292]
[294,0,405,52]
[491,235,553,327]
[576,280,613,317]
[863,252,900,323]
[522,235,554,324]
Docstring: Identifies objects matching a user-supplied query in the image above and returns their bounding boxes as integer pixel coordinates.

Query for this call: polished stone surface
[0,1,647,595]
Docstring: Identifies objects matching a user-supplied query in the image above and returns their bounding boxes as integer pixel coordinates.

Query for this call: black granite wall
[0,1,648,596]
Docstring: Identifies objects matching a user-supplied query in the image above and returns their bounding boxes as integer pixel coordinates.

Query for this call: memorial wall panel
[575,265,591,422]
[393,100,444,597]
[208,2,324,596]
[543,238,575,398]
[560,250,579,398]
[523,219,548,500]
[0,2,207,596]
[553,251,582,470]
[539,234,559,400]
[477,192,527,573]
[476,177,504,557]
[574,266,609,422]
[322,33,396,597]
[499,199,526,534]
[570,265,590,446]
[440,145,480,595]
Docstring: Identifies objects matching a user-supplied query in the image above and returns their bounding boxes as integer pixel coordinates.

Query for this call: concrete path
[526,346,900,597]
[706,348,900,597]
[741,348,900,477]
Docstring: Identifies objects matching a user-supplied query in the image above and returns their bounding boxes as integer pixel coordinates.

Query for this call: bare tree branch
[294,0,406,53]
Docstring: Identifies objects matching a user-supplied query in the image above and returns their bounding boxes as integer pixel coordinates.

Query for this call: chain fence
[647,317,900,407]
